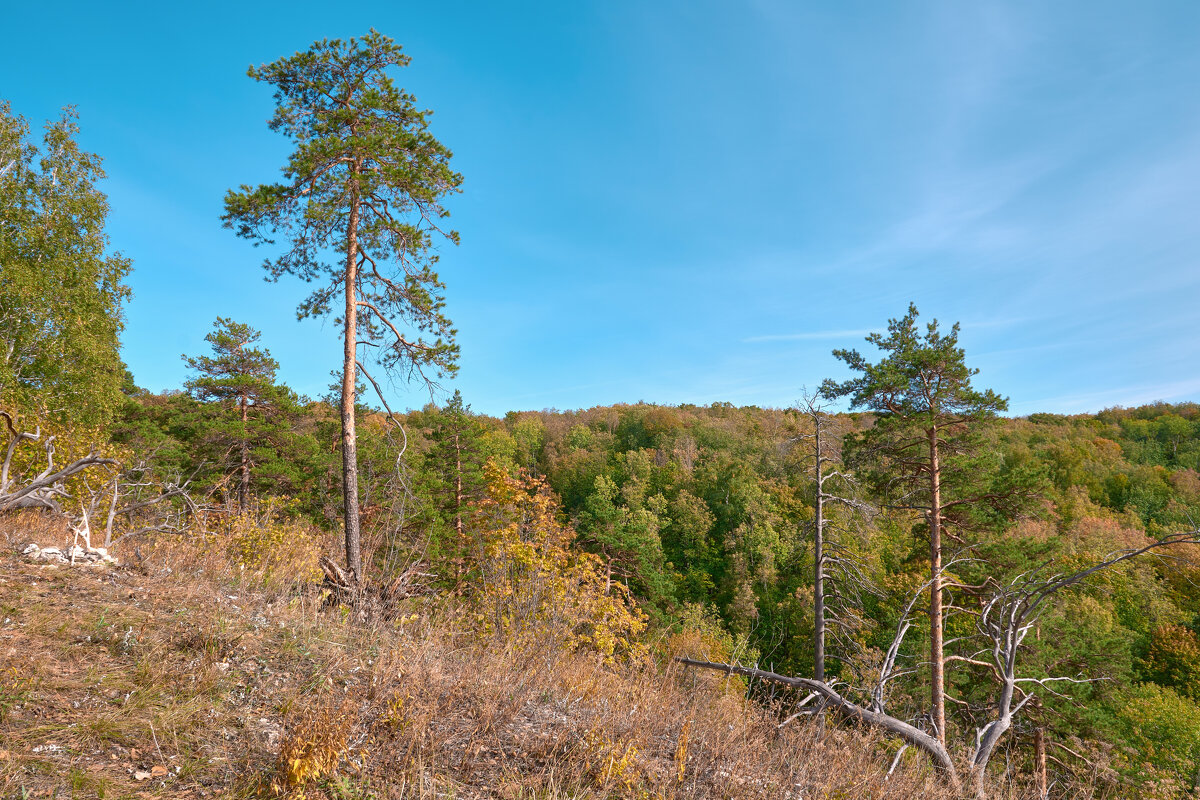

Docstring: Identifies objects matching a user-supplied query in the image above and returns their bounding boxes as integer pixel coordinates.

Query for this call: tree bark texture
[1035,727,1047,800]
[239,392,249,512]
[341,161,363,583]
[814,420,826,683]
[929,425,946,745]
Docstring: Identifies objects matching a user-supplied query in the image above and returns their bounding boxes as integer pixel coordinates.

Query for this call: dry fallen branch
[0,411,115,513]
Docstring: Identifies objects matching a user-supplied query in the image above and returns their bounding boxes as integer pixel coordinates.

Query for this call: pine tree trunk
[814,419,826,683]
[929,425,946,745]
[341,162,363,583]
[454,428,463,539]
[453,427,464,592]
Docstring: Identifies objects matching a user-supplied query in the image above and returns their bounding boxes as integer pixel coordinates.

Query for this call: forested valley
[4,30,1200,800]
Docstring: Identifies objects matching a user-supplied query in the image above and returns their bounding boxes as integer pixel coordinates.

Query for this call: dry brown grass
[0,515,966,799]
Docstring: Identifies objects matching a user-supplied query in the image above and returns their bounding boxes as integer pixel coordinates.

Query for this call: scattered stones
[22,542,118,567]
[255,717,282,747]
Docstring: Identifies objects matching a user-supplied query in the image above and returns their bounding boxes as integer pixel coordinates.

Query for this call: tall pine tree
[822,304,1012,746]
[223,30,462,582]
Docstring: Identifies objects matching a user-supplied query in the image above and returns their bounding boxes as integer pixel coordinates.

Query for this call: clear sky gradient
[5,1,1199,416]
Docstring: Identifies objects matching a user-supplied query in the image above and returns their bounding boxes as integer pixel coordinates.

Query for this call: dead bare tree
[78,455,200,547]
[677,529,1200,797]
[2,412,198,549]
[790,390,878,682]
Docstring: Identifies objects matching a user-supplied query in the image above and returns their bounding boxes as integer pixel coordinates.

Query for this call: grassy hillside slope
[0,515,953,800]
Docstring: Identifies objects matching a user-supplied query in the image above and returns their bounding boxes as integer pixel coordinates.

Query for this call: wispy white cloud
[742,329,873,344]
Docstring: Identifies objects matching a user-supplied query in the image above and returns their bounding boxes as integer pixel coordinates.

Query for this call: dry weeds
[0,514,965,799]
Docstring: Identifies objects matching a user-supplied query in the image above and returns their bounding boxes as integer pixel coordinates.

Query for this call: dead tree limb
[0,411,115,512]
[677,528,1200,797]
[675,655,960,782]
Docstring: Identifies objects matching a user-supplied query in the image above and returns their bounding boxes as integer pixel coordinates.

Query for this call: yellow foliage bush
[467,461,648,662]
[206,498,323,587]
[579,727,644,793]
[272,698,352,797]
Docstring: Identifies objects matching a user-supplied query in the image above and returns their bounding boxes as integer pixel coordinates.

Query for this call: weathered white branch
[0,412,116,512]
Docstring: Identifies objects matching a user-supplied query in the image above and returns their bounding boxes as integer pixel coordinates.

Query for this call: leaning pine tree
[223,31,462,582]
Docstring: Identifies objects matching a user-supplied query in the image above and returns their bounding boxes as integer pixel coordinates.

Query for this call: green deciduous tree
[0,101,131,430]
[576,473,674,610]
[223,31,463,581]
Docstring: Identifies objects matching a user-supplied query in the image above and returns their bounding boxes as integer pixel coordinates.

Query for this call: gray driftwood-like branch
[965,530,1200,791]
[677,528,1200,796]
[1,414,198,547]
[83,454,202,547]
[0,411,115,513]
[676,655,959,776]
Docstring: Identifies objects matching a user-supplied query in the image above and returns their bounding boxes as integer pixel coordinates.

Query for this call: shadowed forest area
[5,29,1200,800]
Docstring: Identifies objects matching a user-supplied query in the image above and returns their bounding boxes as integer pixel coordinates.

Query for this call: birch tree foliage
[0,101,131,430]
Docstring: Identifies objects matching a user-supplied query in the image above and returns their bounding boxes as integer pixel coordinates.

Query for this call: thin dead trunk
[929,424,946,745]
[239,392,249,513]
[814,419,826,683]
[1035,727,1047,800]
[342,159,363,583]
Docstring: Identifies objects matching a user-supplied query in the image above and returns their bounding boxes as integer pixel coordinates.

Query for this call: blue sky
[5,1,1200,416]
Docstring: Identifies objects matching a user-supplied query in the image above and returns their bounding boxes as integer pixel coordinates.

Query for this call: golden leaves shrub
[466,461,647,661]
[210,499,322,586]
[272,698,352,797]
[578,727,644,793]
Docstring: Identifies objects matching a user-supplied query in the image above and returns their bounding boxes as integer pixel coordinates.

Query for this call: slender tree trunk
[453,428,463,539]
[104,477,119,548]
[1035,727,1048,800]
[453,427,464,592]
[814,419,826,683]
[929,425,946,745]
[341,161,363,583]
[239,392,249,513]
